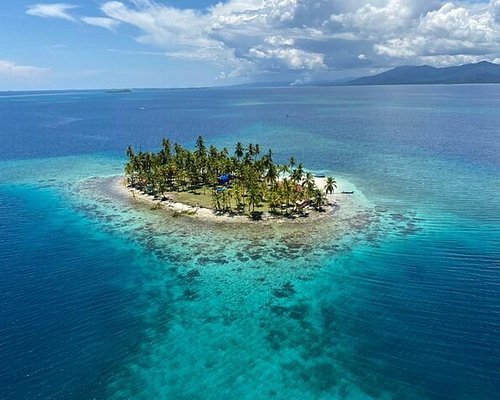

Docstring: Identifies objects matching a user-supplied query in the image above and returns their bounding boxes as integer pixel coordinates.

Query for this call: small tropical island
[124,137,340,221]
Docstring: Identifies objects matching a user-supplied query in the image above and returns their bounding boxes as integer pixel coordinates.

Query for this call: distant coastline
[105,88,132,93]
[342,61,500,86]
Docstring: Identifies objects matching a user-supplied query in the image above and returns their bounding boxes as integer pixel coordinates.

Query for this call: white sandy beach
[113,176,357,225]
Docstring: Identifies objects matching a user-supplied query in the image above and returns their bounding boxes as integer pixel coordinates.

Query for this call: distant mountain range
[345,61,500,85]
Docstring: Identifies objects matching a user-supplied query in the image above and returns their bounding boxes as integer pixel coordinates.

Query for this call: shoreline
[114,176,349,225]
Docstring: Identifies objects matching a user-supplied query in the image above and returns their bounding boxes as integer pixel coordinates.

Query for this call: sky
[1,0,500,89]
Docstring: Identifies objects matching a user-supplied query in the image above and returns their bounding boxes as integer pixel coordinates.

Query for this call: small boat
[314,174,326,178]
[341,191,354,194]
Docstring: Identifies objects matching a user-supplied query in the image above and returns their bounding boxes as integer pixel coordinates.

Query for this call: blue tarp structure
[218,174,230,184]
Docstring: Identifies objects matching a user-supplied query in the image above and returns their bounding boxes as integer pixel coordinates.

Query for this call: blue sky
[1,0,499,90]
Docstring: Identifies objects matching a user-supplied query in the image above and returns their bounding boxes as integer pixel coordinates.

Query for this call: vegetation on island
[125,136,337,219]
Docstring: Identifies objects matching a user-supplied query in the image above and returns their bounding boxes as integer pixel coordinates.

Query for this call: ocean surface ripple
[0,86,499,399]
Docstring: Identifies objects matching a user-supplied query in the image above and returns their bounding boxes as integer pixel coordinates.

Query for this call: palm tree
[218,187,232,212]
[254,143,261,158]
[232,183,245,213]
[265,163,279,185]
[312,189,327,211]
[211,189,222,212]
[247,185,262,212]
[161,138,172,163]
[291,162,304,183]
[267,189,280,214]
[281,178,293,212]
[248,143,255,158]
[195,136,206,156]
[176,170,189,191]
[279,164,290,179]
[126,146,135,159]
[153,165,169,198]
[302,172,316,198]
[143,152,154,186]
[125,161,136,186]
[266,148,273,163]
[162,138,171,154]
[324,176,337,194]
[235,142,244,159]
[165,164,177,189]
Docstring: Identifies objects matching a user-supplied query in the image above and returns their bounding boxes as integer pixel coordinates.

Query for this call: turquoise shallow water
[0,86,499,399]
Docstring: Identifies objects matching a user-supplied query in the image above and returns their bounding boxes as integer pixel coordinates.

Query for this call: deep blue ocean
[0,86,499,399]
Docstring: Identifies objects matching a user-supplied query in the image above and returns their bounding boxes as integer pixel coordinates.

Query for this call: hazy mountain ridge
[346,61,500,85]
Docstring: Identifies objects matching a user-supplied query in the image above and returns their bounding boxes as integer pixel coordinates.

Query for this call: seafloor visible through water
[0,86,499,399]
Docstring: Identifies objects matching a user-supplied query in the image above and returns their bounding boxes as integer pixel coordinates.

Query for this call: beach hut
[295,199,308,209]
[218,174,231,185]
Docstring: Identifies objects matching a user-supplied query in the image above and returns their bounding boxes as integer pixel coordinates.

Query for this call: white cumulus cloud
[81,17,120,30]
[98,0,328,78]
[374,2,500,65]
[249,46,325,70]
[28,0,500,80]
[249,34,325,70]
[0,60,48,79]
[329,0,415,38]
[26,3,78,21]
[490,0,500,22]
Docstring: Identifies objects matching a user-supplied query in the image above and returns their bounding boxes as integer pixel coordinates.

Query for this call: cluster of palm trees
[125,136,337,217]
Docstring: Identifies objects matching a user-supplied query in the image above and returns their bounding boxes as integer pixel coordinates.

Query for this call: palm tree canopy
[125,136,334,218]
[325,176,337,194]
